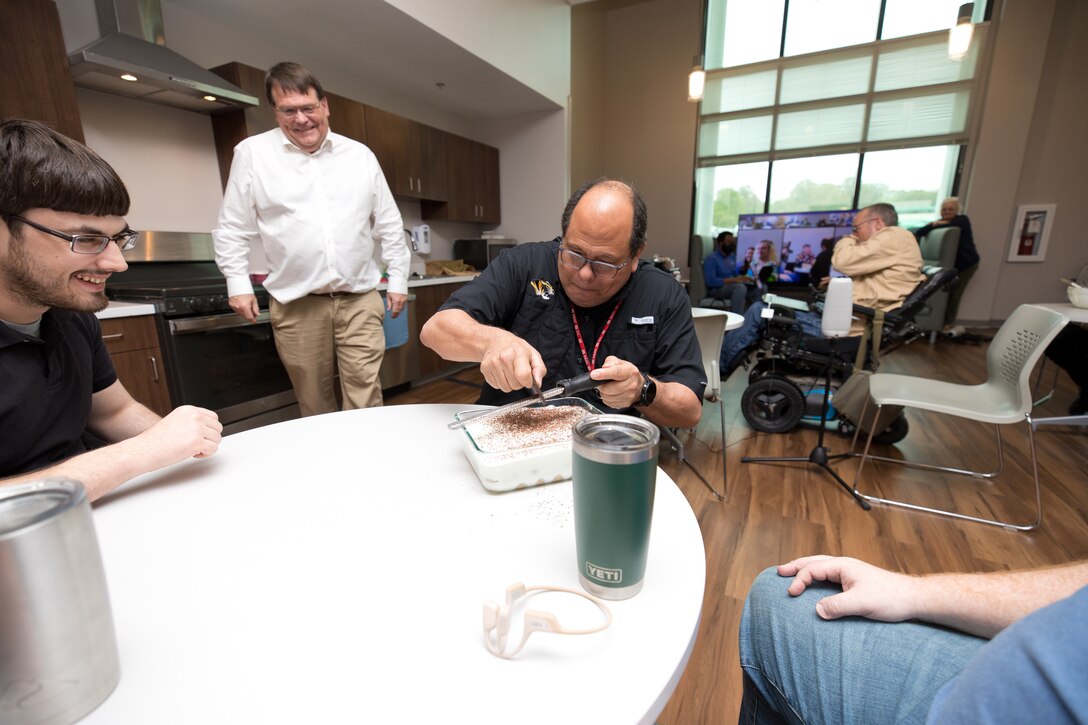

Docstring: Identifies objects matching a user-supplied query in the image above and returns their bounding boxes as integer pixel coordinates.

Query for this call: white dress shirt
[214,128,409,303]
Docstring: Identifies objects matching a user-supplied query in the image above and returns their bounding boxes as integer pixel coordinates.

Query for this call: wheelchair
[738,268,959,444]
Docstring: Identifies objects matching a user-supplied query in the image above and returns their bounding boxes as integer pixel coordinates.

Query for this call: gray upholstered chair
[915,226,960,339]
[688,233,729,310]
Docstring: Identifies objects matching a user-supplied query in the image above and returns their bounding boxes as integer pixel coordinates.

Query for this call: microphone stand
[742,335,871,510]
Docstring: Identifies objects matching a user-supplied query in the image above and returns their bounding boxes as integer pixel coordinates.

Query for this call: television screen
[736,210,856,286]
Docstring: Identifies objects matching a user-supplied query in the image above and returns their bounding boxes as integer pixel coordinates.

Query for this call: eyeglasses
[274,104,322,118]
[558,247,631,279]
[5,214,138,254]
[850,218,878,233]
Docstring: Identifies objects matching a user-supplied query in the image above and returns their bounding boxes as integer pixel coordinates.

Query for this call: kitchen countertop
[403,274,478,288]
[95,276,473,316]
[95,301,157,320]
[376,274,477,292]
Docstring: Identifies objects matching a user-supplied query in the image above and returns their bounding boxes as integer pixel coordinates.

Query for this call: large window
[858,145,960,228]
[707,0,980,70]
[783,0,882,57]
[695,162,769,235]
[769,154,858,212]
[693,0,990,238]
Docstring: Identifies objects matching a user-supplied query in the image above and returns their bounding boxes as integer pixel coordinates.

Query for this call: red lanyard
[570,300,623,371]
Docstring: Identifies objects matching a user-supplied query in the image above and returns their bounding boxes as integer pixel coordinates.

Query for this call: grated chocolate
[467,405,588,453]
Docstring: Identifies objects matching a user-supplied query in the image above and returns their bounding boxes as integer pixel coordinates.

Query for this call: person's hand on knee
[778,555,921,623]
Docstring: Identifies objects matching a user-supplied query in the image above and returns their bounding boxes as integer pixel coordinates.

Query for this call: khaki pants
[270,290,386,416]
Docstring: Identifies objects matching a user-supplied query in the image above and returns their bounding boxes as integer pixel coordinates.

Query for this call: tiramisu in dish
[456,399,598,491]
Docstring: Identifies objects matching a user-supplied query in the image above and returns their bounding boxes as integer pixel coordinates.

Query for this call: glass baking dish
[455,397,601,492]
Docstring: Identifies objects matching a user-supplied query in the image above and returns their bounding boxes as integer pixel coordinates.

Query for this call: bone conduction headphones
[482,583,613,659]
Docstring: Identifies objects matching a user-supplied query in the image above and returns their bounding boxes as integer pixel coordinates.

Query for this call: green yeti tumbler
[572,415,660,600]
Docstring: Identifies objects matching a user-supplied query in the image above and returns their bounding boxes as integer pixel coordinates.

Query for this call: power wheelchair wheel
[839,411,911,445]
[741,374,805,434]
[872,413,910,445]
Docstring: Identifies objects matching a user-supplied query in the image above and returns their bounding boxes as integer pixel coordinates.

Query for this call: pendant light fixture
[948,2,975,60]
[688,55,705,102]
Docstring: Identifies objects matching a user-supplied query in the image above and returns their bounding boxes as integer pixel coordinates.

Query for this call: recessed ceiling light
[203,95,217,102]
[120,74,138,82]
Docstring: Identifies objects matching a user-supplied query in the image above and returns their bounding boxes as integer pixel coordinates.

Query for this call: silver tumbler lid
[0,479,86,539]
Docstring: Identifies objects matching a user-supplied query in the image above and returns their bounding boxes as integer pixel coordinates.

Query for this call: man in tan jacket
[719,203,923,372]
[831,203,925,336]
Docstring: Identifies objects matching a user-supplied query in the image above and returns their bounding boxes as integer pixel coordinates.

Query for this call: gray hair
[862,203,898,226]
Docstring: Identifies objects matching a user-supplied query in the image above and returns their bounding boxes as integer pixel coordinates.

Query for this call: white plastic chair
[661,308,733,501]
[851,304,1069,530]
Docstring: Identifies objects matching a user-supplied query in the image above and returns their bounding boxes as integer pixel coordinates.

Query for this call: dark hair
[715,230,736,254]
[266,62,326,105]
[863,202,898,227]
[0,119,129,221]
[560,177,648,256]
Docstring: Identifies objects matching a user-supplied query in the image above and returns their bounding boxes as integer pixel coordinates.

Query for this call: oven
[107,233,299,435]
[159,309,298,434]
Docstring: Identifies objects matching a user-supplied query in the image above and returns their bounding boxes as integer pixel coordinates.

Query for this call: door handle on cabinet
[102,332,124,341]
[149,355,160,382]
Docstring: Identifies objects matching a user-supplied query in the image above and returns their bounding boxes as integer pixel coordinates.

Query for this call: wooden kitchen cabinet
[0,0,84,142]
[209,62,277,189]
[206,62,499,220]
[364,105,448,202]
[422,134,501,225]
[100,316,173,417]
[324,92,367,144]
[413,281,470,378]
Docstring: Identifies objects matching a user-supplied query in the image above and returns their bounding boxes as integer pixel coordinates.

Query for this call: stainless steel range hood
[68,0,258,114]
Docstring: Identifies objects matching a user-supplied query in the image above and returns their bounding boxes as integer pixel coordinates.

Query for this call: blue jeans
[738,567,985,725]
[719,302,823,375]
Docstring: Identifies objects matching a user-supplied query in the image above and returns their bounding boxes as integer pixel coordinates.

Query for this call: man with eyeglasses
[420,178,705,429]
[0,120,222,501]
[214,61,409,416]
[718,203,923,375]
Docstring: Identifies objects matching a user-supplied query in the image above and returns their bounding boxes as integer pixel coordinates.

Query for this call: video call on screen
[736,209,856,284]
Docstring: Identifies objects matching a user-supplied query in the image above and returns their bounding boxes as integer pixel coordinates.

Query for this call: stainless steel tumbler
[0,479,120,725]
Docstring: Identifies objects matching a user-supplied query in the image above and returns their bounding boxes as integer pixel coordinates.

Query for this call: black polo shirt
[0,309,117,476]
[441,238,706,412]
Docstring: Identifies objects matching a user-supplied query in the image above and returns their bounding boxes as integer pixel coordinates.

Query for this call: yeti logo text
[586,561,622,583]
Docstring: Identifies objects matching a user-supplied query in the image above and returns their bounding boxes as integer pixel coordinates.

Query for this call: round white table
[84,404,706,724]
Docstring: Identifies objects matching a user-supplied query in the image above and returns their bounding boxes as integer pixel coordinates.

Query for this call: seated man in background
[719,203,924,375]
[703,230,753,312]
[0,119,222,501]
[915,196,980,335]
[420,177,705,430]
[739,555,1088,724]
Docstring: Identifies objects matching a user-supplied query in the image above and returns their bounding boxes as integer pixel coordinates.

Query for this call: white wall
[963,0,1088,322]
[385,0,572,108]
[570,3,606,190]
[77,88,223,232]
[571,0,701,266]
[480,108,571,243]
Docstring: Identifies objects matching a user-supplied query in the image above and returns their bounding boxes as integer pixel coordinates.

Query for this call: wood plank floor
[386,334,1088,724]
